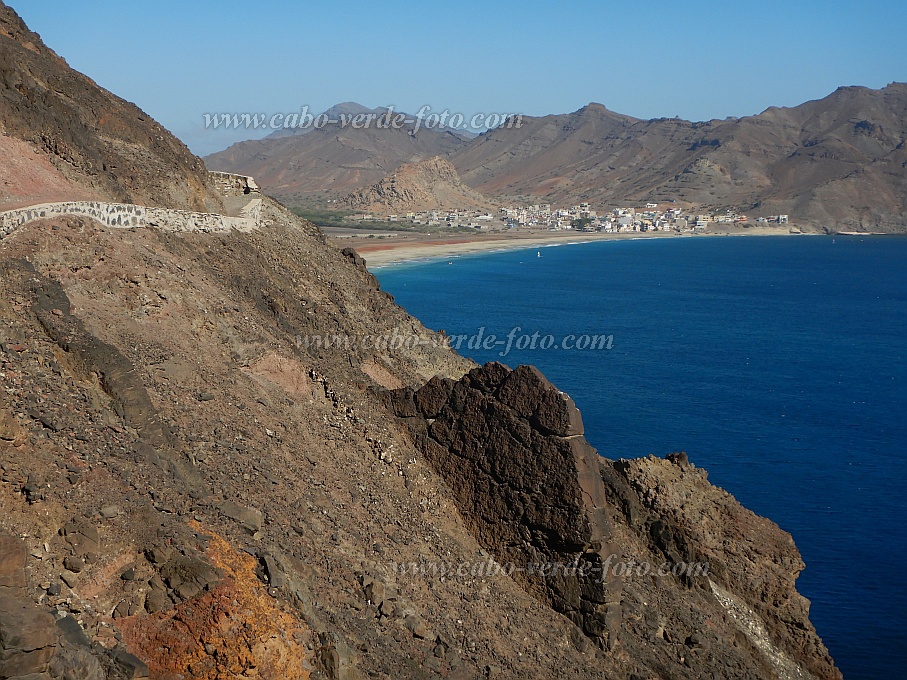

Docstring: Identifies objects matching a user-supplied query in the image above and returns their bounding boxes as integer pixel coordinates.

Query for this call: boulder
[218,501,263,534]
[0,595,58,678]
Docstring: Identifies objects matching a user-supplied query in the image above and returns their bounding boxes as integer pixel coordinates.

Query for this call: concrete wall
[0,200,261,241]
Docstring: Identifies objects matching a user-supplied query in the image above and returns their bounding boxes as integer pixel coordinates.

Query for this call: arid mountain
[0,3,223,212]
[204,116,469,204]
[266,102,379,140]
[340,156,494,214]
[450,84,907,232]
[0,5,842,679]
[266,102,476,142]
[0,205,842,680]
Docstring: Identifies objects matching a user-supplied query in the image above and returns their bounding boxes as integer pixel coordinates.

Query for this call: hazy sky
[14,0,906,156]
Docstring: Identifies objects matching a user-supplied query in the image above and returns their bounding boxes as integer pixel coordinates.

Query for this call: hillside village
[354,203,792,232]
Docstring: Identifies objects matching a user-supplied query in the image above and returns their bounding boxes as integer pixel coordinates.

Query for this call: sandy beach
[331,226,802,268]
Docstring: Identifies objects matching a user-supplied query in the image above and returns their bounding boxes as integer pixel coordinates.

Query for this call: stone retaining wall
[209,171,261,197]
[0,200,260,240]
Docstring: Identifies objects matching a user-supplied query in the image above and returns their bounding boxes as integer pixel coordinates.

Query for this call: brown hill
[0,5,841,679]
[0,2,223,212]
[339,156,494,214]
[204,119,468,205]
[450,85,907,232]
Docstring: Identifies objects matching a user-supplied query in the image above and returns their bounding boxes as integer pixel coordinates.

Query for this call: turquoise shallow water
[375,235,907,679]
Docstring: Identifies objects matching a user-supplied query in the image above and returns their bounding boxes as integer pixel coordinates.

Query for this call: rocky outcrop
[23,260,175,453]
[387,365,842,678]
[340,156,493,214]
[387,363,624,649]
[606,455,841,679]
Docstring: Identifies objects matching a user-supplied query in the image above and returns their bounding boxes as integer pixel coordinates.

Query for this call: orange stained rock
[118,523,312,680]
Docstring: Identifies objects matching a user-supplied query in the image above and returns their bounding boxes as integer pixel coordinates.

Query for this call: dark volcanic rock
[496,365,584,436]
[392,362,623,649]
[412,375,455,419]
[0,532,105,679]
[0,598,58,678]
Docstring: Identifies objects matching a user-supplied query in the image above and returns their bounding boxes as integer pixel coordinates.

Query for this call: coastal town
[356,203,791,233]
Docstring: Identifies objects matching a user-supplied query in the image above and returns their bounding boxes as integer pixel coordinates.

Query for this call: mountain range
[206,85,907,232]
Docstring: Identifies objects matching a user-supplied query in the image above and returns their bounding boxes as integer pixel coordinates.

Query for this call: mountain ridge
[208,85,907,232]
[450,83,907,231]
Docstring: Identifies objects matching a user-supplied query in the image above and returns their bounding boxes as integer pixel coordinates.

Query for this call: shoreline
[335,227,810,268]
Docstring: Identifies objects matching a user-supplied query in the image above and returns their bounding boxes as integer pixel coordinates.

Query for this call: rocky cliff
[386,364,840,679]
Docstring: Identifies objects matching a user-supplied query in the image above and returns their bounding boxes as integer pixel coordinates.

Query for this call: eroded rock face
[607,455,842,680]
[387,363,624,649]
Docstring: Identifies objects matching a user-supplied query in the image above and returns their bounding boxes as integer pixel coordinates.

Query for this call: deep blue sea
[375,235,907,680]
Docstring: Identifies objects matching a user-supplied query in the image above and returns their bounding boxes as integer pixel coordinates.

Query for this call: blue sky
[13,0,907,156]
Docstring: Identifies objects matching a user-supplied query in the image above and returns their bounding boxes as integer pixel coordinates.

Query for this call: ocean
[374,235,907,679]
